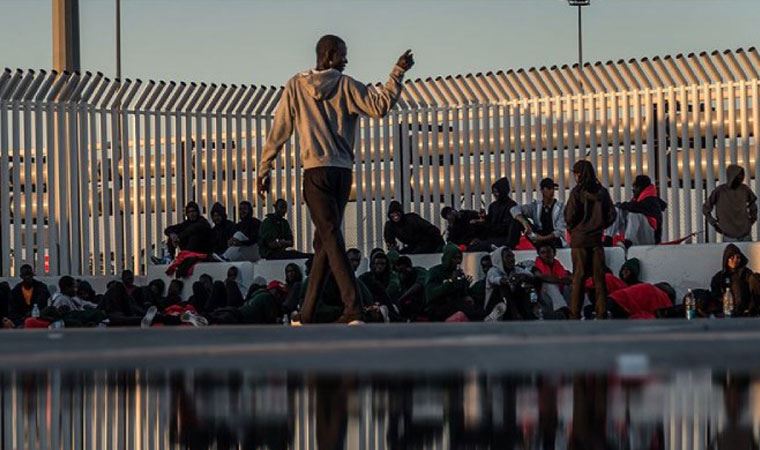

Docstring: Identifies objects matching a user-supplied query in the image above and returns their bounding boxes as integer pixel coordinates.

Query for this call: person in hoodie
[511,177,568,248]
[703,164,758,242]
[485,246,534,321]
[384,201,444,254]
[424,243,481,321]
[258,199,308,260]
[469,178,523,251]
[605,175,668,246]
[256,34,413,324]
[565,160,617,320]
[222,200,262,262]
[163,201,213,258]
[210,202,236,256]
[468,254,493,311]
[359,250,401,307]
[618,258,642,286]
[606,282,675,319]
[709,244,760,316]
[394,256,429,321]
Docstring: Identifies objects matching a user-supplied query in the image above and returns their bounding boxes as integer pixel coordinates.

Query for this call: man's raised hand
[256,173,271,200]
[397,49,415,72]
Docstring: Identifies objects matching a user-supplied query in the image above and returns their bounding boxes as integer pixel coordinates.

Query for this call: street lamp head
[568,0,591,5]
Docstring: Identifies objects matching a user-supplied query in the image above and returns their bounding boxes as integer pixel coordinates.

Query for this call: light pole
[116,0,122,79]
[568,1,590,71]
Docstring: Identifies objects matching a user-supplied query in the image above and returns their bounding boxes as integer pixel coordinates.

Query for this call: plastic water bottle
[282,314,290,326]
[722,287,734,318]
[48,320,65,329]
[684,289,696,320]
[31,304,40,318]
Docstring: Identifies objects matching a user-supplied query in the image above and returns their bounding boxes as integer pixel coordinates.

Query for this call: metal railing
[1,48,758,276]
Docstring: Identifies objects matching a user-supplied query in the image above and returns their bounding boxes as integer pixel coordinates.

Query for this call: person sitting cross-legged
[531,243,571,318]
[393,256,429,321]
[259,199,309,260]
[485,246,535,321]
[8,264,50,326]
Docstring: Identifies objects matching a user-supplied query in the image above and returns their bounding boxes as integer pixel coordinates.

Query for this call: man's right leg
[569,248,588,319]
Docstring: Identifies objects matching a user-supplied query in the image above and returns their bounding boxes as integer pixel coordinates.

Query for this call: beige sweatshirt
[258,65,406,174]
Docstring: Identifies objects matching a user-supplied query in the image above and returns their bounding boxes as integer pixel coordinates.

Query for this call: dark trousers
[300,167,359,323]
[570,247,607,319]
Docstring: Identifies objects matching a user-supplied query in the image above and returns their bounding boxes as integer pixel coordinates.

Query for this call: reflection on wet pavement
[2,369,759,449]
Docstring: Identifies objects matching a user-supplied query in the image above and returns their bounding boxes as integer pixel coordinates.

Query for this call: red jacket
[609,283,672,319]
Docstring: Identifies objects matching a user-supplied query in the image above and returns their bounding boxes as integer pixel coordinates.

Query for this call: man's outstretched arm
[347,50,414,118]
[257,84,295,197]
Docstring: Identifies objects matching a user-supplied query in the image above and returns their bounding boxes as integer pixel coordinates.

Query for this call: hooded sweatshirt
[210,203,236,254]
[619,184,668,243]
[485,178,521,247]
[383,201,444,252]
[618,258,642,285]
[710,244,760,314]
[564,161,616,248]
[703,165,758,239]
[485,246,531,310]
[609,283,673,320]
[258,65,406,174]
[424,244,469,306]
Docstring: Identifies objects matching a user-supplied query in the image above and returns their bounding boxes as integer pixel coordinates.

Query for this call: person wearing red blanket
[606,282,676,319]
[531,243,571,315]
[606,175,668,246]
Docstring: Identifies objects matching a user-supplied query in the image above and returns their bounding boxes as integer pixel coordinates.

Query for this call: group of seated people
[157,198,309,277]
[3,240,758,329]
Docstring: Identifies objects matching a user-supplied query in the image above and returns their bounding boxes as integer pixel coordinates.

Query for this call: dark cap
[539,178,558,189]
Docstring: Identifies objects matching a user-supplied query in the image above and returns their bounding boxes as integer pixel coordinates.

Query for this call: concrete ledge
[628,241,760,299]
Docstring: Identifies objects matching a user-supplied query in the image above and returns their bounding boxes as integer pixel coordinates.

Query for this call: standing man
[257,35,414,323]
[564,160,616,320]
[703,164,757,242]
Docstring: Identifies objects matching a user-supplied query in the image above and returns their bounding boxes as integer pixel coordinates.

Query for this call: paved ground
[3,319,760,374]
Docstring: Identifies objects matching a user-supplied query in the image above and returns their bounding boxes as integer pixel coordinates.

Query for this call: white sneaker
[141,306,158,328]
[348,320,365,326]
[181,311,209,327]
[485,302,507,322]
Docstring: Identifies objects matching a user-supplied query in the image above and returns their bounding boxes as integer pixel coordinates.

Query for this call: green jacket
[239,290,280,324]
[259,213,295,258]
[424,244,469,306]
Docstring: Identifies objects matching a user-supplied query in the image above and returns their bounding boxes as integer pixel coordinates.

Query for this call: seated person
[531,243,571,314]
[605,175,667,246]
[607,282,675,319]
[511,177,567,248]
[259,199,308,260]
[618,258,642,286]
[468,178,523,251]
[469,255,493,311]
[234,281,289,325]
[359,251,401,307]
[710,244,760,316]
[8,264,50,326]
[394,256,429,321]
[485,246,535,321]
[347,248,363,274]
[210,202,236,256]
[121,269,140,300]
[384,201,444,254]
[582,266,629,319]
[51,276,98,311]
[441,207,485,247]
[163,201,213,259]
[282,263,304,315]
[222,201,262,262]
[424,244,483,321]
[297,256,374,323]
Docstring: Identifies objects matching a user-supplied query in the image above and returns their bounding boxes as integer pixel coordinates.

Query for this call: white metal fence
[1,48,759,276]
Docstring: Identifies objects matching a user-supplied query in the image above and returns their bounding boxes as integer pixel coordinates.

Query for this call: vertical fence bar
[420,107,431,218]
[703,84,716,243]
[555,97,566,201]
[373,115,384,246]
[727,82,738,163]
[586,93,597,177]
[599,93,609,188]
[512,103,522,203]
[680,86,692,238]
[482,103,492,206]
[610,92,621,200]
[667,87,681,240]
[739,80,750,170]
[691,84,704,243]
[753,81,760,238]
[715,83,726,184]
[633,90,644,175]
[622,91,633,191]
[656,88,668,239]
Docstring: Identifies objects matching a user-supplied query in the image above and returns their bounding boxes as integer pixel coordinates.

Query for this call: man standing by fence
[257,35,414,323]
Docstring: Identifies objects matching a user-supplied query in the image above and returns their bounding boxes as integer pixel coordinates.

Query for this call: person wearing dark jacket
[424,244,482,321]
[8,264,50,326]
[565,160,617,319]
[703,164,758,242]
[210,202,236,255]
[615,175,668,245]
[359,251,401,307]
[383,201,444,254]
[222,201,262,262]
[441,207,485,247]
[259,199,308,260]
[710,244,760,316]
[164,201,214,256]
[394,256,428,321]
[469,178,522,251]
